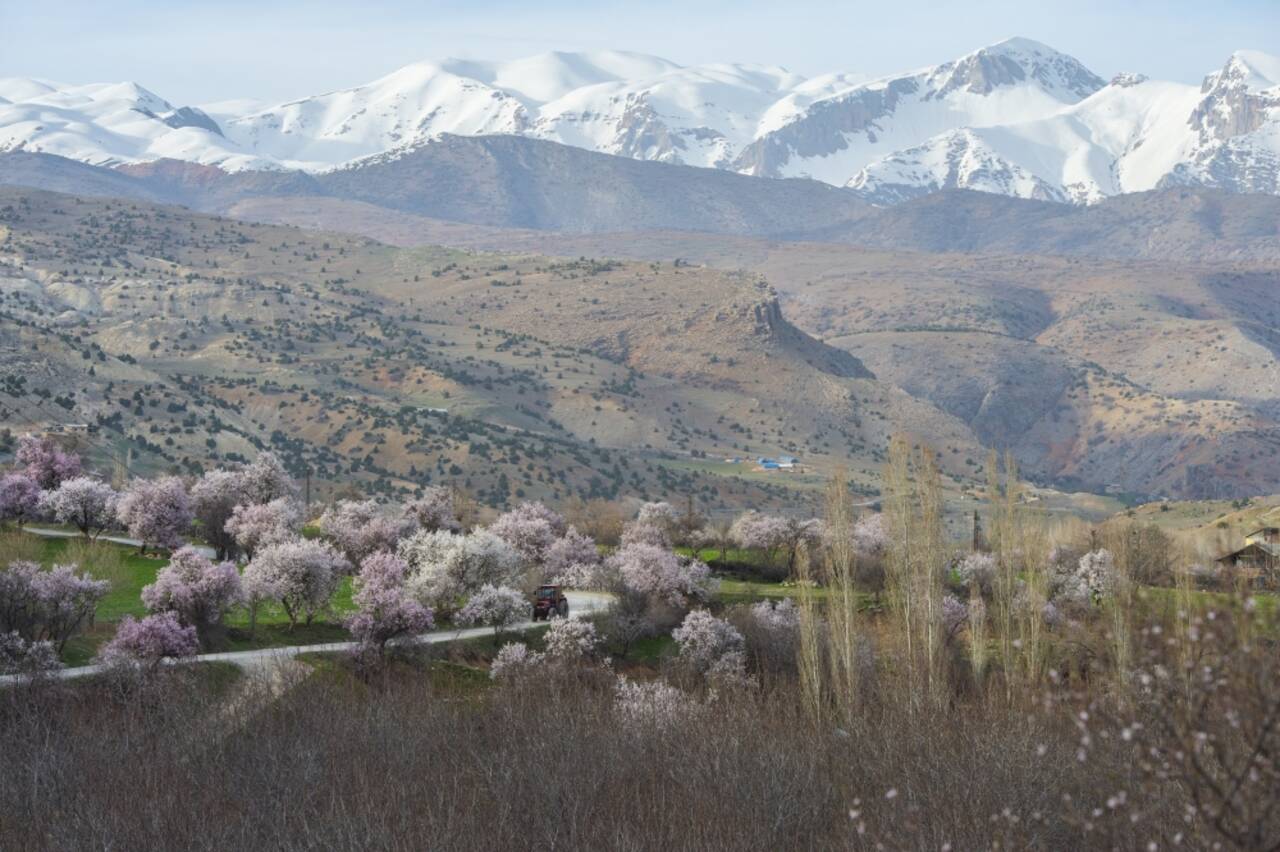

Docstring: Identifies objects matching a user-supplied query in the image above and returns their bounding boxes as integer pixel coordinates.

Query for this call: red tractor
[531,585,569,621]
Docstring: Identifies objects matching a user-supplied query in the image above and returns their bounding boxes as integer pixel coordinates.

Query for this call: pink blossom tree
[635,501,679,531]
[39,477,118,539]
[954,552,997,595]
[606,543,714,608]
[620,518,672,548]
[0,473,41,527]
[455,584,528,636]
[225,498,298,561]
[243,539,349,630]
[97,612,199,672]
[318,499,416,565]
[190,468,244,560]
[542,526,600,587]
[403,487,460,533]
[731,511,823,575]
[141,546,244,647]
[345,552,433,654]
[941,594,969,642]
[0,560,109,653]
[16,434,81,490]
[237,451,298,505]
[620,501,679,548]
[673,610,753,689]
[116,476,193,553]
[490,501,567,568]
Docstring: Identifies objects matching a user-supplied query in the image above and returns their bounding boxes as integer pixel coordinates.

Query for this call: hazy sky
[4,0,1279,105]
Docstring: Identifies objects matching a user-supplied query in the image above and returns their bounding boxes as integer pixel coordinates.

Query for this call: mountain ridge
[4,39,1280,204]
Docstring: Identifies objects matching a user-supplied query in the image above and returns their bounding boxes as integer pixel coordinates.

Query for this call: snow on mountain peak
[1210,50,1280,92]
[3,42,1280,204]
[932,37,1105,100]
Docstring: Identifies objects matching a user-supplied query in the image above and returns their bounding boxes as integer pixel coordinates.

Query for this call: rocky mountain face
[4,39,1280,204]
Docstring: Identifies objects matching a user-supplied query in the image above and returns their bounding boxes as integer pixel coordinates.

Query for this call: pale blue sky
[3,0,1278,105]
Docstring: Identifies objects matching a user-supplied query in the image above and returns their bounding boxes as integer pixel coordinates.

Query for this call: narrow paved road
[0,591,613,684]
[23,527,218,559]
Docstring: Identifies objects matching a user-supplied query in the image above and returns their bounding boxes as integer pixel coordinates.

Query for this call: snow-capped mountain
[3,38,1280,205]
[0,78,264,169]
[849,51,1280,203]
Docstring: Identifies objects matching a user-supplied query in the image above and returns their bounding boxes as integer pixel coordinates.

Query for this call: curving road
[0,591,614,684]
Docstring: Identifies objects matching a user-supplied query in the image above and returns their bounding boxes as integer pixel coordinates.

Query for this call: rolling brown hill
[0,187,988,512]
[211,219,1280,500]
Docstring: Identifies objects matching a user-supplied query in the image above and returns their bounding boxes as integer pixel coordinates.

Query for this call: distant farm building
[1216,526,1280,584]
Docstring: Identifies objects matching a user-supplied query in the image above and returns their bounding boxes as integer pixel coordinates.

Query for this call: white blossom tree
[40,477,118,539]
[243,538,349,630]
[399,529,522,609]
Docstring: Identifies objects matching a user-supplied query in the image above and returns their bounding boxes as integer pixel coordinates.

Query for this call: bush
[455,585,526,635]
[543,617,600,662]
[0,631,61,677]
[97,612,199,671]
[732,598,800,676]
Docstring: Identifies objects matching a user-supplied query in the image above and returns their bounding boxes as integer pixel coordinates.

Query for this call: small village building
[1216,526,1280,585]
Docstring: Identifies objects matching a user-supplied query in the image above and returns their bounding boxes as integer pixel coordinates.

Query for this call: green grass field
[2,530,360,665]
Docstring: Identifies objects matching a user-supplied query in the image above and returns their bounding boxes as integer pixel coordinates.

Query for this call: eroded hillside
[0,188,987,510]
